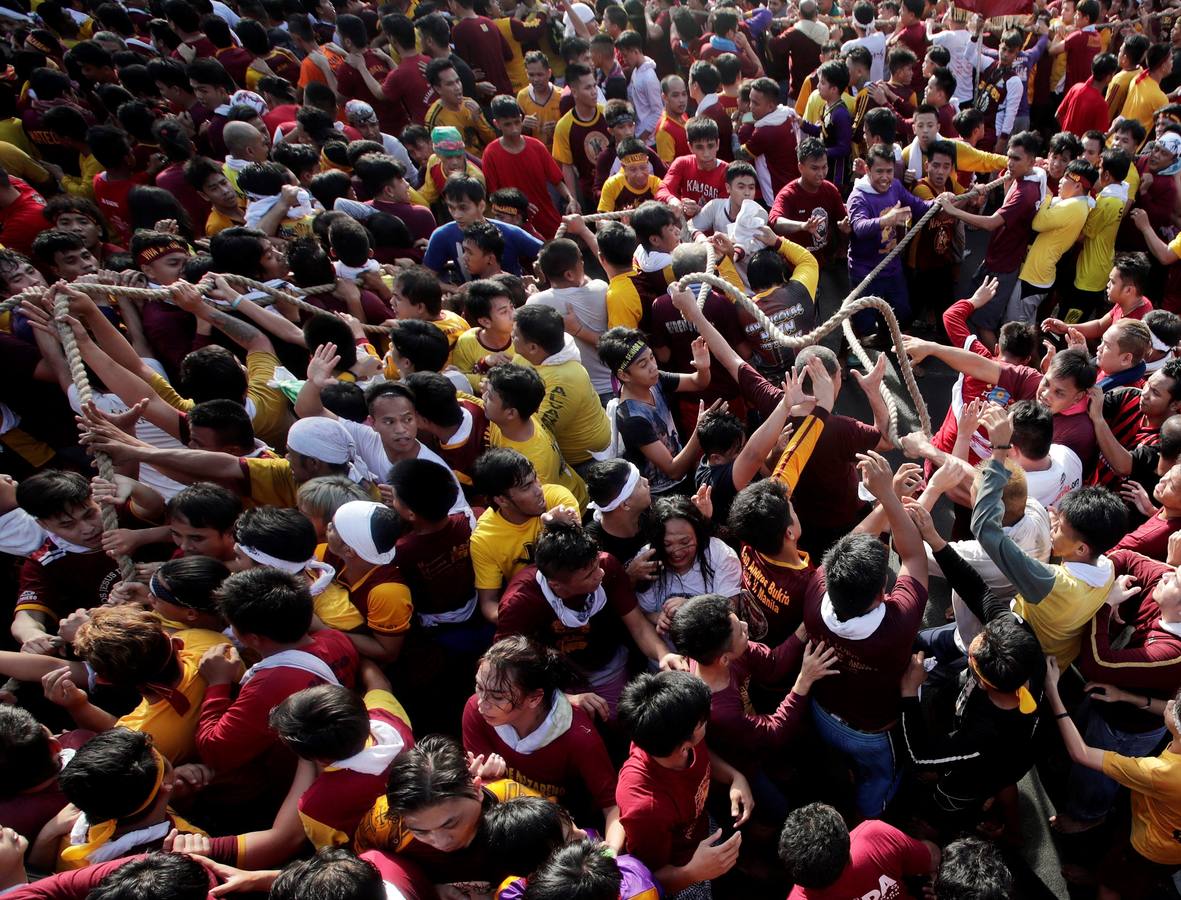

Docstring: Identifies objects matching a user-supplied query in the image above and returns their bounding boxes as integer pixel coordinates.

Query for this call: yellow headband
[968,636,1037,715]
[60,747,167,867]
[620,152,649,166]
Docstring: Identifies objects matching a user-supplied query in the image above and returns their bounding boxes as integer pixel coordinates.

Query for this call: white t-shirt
[334,420,474,523]
[636,537,743,614]
[528,283,613,395]
[931,28,975,105]
[1022,444,1083,511]
[842,32,887,82]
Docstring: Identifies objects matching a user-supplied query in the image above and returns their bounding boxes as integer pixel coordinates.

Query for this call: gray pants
[1005,279,1050,327]
[968,264,1021,333]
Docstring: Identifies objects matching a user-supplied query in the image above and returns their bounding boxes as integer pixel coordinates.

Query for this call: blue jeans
[915,623,969,687]
[850,268,910,335]
[811,699,901,818]
[1064,706,1166,823]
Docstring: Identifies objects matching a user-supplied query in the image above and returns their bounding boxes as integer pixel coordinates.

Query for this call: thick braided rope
[0,276,389,335]
[52,291,135,582]
[553,210,634,238]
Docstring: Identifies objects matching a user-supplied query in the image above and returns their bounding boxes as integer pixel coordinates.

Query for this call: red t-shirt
[0,177,47,255]
[495,553,638,679]
[195,628,359,772]
[482,137,565,239]
[461,694,617,811]
[655,155,729,207]
[768,178,846,264]
[804,574,928,731]
[94,170,150,245]
[1113,513,1181,560]
[452,16,513,95]
[381,56,435,134]
[262,103,300,138]
[1057,77,1111,137]
[616,740,711,871]
[787,820,932,900]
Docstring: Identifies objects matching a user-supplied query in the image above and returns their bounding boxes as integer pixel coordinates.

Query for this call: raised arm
[171,279,275,355]
[668,285,745,382]
[293,343,341,420]
[857,450,927,586]
[904,335,1004,383]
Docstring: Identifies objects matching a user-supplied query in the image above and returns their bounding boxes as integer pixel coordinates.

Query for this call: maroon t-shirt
[1063,28,1103,91]
[616,740,711,871]
[461,693,618,810]
[741,118,799,199]
[335,51,400,135]
[786,820,932,900]
[737,365,881,532]
[983,178,1040,273]
[18,539,120,622]
[0,730,93,841]
[804,573,928,731]
[495,553,638,678]
[451,16,513,95]
[394,514,477,619]
[381,56,435,135]
[768,178,847,264]
[649,288,745,406]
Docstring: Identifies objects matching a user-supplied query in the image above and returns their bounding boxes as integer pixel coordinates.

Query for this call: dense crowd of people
[4,0,1181,897]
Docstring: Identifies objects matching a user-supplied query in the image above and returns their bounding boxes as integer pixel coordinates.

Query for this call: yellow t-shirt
[1103,748,1181,864]
[205,205,244,237]
[606,271,644,330]
[435,309,473,353]
[452,327,515,391]
[116,627,231,763]
[1106,67,1140,121]
[424,100,496,155]
[242,456,300,507]
[1075,191,1127,292]
[1126,163,1141,202]
[523,357,610,465]
[1121,72,1168,133]
[470,482,578,590]
[517,84,563,150]
[598,172,663,212]
[0,118,35,156]
[1018,195,1090,288]
[316,545,413,635]
[0,141,46,187]
[489,417,587,508]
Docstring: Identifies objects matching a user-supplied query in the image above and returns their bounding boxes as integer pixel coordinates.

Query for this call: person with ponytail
[462,636,623,849]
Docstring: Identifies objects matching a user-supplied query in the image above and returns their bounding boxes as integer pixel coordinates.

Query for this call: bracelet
[993,444,1012,450]
[1055,712,1070,719]
[230,296,242,310]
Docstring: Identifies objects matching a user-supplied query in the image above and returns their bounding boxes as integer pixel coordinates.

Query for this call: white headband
[333,500,396,566]
[587,463,641,514]
[236,542,312,574]
[1152,332,1173,353]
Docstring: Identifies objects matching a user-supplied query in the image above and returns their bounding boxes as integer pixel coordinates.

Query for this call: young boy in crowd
[423,176,543,281]
[655,116,728,220]
[768,138,848,267]
[599,138,663,212]
[451,279,517,390]
[653,75,690,165]
[615,670,750,896]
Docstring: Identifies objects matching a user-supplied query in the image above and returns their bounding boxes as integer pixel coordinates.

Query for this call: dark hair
[934,837,1013,900]
[1099,147,1131,183]
[777,803,850,889]
[584,459,639,509]
[821,532,889,620]
[463,220,505,261]
[952,107,984,137]
[487,363,545,419]
[1120,33,1151,66]
[384,13,417,50]
[0,705,58,798]
[425,56,458,88]
[597,326,648,376]
[42,105,89,143]
[415,13,454,51]
[926,45,951,66]
[887,46,917,75]
[177,345,247,405]
[463,278,513,324]
[16,470,90,520]
[596,220,638,267]
[187,57,234,91]
[237,160,291,199]
[209,225,270,280]
[388,457,458,521]
[1008,130,1042,158]
[523,840,624,900]
[685,116,719,144]
[1008,399,1052,460]
[648,496,715,597]
[216,567,314,642]
[31,229,86,269]
[484,797,571,884]
[321,382,369,422]
[1056,485,1128,558]
[844,45,872,72]
[187,399,256,451]
[629,200,677,250]
[386,734,478,813]
[1147,311,1181,355]
[688,59,721,94]
[234,505,318,563]
[1111,115,1147,144]
[480,634,573,709]
[87,853,211,900]
[354,153,405,196]
[513,304,566,355]
[403,371,463,428]
[534,523,600,579]
[797,136,827,164]
[928,65,956,99]
[473,448,536,501]
[270,684,372,760]
[389,319,450,373]
[395,264,444,316]
[44,194,108,239]
[272,141,321,179]
[442,174,486,206]
[696,411,744,457]
[128,186,194,241]
[87,124,132,169]
[308,169,353,212]
[727,479,793,556]
[995,321,1036,362]
[152,556,231,613]
[817,58,850,92]
[59,729,162,822]
[1113,252,1152,294]
[971,616,1043,693]
[865,111,897,146]
[618,670,711,756]
[1091,51,1119,79]
[669,593,735,664]
[1047,346,1097,392]
[269,849,385,900]
[746,245,789,292]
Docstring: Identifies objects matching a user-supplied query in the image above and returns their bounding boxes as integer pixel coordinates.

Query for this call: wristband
[993,444,1012,450]
[230,296,242,310]
[1055,712,1070,719]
